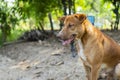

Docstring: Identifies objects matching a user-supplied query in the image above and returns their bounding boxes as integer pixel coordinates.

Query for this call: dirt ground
[0,30,120,80]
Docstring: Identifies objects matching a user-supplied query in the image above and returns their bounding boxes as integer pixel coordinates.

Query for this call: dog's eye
[68,24,74,28]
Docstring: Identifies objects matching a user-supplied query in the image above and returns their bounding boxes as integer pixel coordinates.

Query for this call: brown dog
[57,14,120,80]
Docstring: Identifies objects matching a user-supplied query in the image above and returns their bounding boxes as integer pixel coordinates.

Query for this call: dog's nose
[56,33,61,39]
[57,31,63,39]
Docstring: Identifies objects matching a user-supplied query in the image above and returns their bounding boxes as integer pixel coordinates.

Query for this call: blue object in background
[87,16,95,25]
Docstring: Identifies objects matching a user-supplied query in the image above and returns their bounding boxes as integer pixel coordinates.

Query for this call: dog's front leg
[83,62,101,80]
[89,63,102,80]
[84,63,91,80]
[81,56,102,80]
[82,59,91,80]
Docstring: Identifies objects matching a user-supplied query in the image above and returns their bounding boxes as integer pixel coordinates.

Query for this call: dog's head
[57,14,87,45]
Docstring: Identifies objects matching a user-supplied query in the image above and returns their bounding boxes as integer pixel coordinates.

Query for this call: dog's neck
[81,20,98,45]
[77,21,100,62]
[78,39,87,61]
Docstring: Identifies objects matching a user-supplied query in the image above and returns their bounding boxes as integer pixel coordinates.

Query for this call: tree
[17,0,61,34]
[103,0,120,30]
[0,0,20,44]
[61,0,75,15]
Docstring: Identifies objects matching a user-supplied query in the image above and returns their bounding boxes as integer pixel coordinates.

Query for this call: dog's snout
[57,31,63,39]
[56,33,61,39]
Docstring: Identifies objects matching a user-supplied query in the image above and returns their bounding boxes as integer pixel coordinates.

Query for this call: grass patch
[7,29,25,42]
[0,29,26,46]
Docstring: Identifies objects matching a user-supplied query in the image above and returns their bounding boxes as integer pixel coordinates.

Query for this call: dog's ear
[59,16,66,22]
[74,14,87,23]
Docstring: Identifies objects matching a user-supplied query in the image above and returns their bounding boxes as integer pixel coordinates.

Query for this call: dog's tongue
[62,38,73,45]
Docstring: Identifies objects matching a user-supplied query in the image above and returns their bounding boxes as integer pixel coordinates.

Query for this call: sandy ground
[0,30,120,80]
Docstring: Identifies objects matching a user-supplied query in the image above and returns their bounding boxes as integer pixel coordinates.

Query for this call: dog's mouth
[59,34,76,45]
[61,38,74,45]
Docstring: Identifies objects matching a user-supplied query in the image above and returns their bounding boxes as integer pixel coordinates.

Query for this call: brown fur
[58,14,120,80]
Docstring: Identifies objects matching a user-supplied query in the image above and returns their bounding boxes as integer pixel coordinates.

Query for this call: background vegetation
[0,0,120,45]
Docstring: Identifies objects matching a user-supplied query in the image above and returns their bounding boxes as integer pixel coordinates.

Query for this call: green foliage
[0,0,21,44]
[7,29,25,41]
[17,0,61,24]
[75,0,100,12]
[75,0,117,21]
[102,0,120,30]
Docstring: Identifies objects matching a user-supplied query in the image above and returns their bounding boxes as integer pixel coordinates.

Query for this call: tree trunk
[113,1,119,31]
[48,13,54,34]
[1,25,8,43]
[1,28,7,44]
[39,21,46,34]
[68,0,72,15]
[73,0,76,14]
[62,0,67,15]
